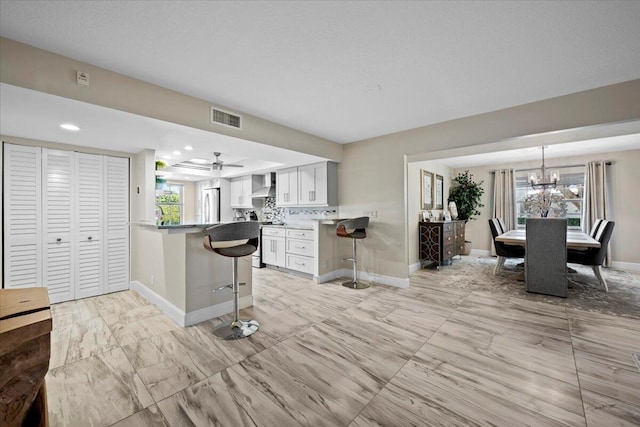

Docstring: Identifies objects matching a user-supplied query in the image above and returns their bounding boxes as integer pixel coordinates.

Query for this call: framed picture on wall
[421,169,433,210]
[435,174,444,209]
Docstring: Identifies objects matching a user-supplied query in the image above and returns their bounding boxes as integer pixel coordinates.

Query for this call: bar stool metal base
[342,280,370,289]
[213,319,260,340]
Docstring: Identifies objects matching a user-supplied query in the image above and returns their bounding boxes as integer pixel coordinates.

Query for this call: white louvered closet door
[75,153,105,298]
[104,156,130,293]
[3,144,42,288]
[42,148,75,303]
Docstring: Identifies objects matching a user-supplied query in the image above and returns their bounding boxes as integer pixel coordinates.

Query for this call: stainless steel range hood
[251,173,276,198]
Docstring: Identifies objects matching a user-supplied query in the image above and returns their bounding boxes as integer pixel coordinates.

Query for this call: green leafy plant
[448,170,485,221]
[155,160,167,170]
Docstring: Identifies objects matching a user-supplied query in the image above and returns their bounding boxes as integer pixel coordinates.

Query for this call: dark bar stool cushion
[203,222,259,257]
[336,217,369,239]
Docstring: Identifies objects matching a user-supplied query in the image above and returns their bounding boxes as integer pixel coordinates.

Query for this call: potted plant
[448,171,485,255]
[155,160,167,170]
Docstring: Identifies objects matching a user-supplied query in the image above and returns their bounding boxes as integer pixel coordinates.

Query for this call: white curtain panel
[584,161,610,266]
[491,169,516,256]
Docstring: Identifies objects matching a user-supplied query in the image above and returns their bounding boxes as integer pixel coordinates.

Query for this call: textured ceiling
[1,1,640,143]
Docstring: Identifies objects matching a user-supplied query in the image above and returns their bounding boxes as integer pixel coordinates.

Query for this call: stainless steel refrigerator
[202,187,220,223]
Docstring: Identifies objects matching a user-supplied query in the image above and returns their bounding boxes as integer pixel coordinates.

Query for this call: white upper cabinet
[3,144,42,289]
[230,175,261,208]
[298,162,329,205]
[277,162,337,207]
[276,167,299,206]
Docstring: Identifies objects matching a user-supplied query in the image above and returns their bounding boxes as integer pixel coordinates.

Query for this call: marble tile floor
[46,264,640,426]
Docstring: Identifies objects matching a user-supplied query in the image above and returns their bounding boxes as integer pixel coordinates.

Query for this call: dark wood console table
[419,220,466,269]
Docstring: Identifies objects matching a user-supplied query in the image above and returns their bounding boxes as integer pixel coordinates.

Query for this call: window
[156,182,183,225]
[515,166,585,230]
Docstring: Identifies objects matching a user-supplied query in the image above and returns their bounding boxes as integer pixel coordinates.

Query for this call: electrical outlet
[372,210,378,218]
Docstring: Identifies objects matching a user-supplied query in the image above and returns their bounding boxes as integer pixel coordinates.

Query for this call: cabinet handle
[447,237,451,241]
[88,236,92,240]
[313,190,316,201]
[295,245,306,249]
[56,238,62,242]
[295,261,305,266]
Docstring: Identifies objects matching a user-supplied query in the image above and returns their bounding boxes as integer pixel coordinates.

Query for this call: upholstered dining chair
[489,218,525,275]
[525,218,568,297]
[588,218,604,238]
[567,220,615,292]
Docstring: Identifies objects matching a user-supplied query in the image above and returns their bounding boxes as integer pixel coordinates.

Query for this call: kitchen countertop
[262,224,313,231]
[132,221,271,234]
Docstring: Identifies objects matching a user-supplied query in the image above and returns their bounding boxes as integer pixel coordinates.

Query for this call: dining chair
[525,218,568,297]
[489,218,525,275]
[567,220,615,292]
[588,218,604,238]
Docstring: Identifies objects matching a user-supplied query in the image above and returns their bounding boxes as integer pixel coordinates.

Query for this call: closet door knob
[88,236,92,240]
[56,238,62,242]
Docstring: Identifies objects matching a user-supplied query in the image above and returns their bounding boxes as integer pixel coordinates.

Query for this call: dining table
[495,229,602,294]
[495,229,600,250]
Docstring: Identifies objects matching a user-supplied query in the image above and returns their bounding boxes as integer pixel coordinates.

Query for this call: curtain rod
[490,161,612,173]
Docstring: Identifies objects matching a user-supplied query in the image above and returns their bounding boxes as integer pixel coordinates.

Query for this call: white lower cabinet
[262,226,315,274]
[286,254,314,275]
[2,143,129,303]
[262,226,286,267]
[285,228,315,275]
[262,235,286,267]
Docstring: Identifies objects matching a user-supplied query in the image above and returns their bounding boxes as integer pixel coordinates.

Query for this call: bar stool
[203,222,260,339]
[336,217,370,289]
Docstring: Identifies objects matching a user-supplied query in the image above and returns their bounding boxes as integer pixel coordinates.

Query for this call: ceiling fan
[211,152,244,170]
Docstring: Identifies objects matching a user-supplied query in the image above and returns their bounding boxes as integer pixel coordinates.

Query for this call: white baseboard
[611,261,640,272]
[131,281,186,327]
[316,268,410,288]
[319,268,409,288]
[409,262,421,274]
[130,281,253,327]
[184,296,253,327]
[315,269,344,284]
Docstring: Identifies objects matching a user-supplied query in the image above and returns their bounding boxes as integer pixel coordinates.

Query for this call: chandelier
[528,146,560,190]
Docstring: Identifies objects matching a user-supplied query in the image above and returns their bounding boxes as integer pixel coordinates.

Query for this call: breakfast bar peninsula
[130,222,253,326]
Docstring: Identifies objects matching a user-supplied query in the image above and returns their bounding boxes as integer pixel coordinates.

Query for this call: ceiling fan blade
[223,164,244,168]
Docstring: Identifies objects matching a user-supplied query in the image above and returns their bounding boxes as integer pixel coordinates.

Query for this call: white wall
[4,36,640,283]
[341,79,640,280]
[457,148,640,265]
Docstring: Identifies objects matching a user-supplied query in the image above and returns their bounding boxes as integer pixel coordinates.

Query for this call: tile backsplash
[236,197,338,225]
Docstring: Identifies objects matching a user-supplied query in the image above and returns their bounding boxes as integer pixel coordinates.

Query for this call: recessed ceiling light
[172,150,181,155]
[184,146,193,151]
[60,123,81,131]
[190,158,208,164]
[162,155,171,160]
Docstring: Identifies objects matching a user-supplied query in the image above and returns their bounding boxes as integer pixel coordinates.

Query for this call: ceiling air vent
[210,106,242,130]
